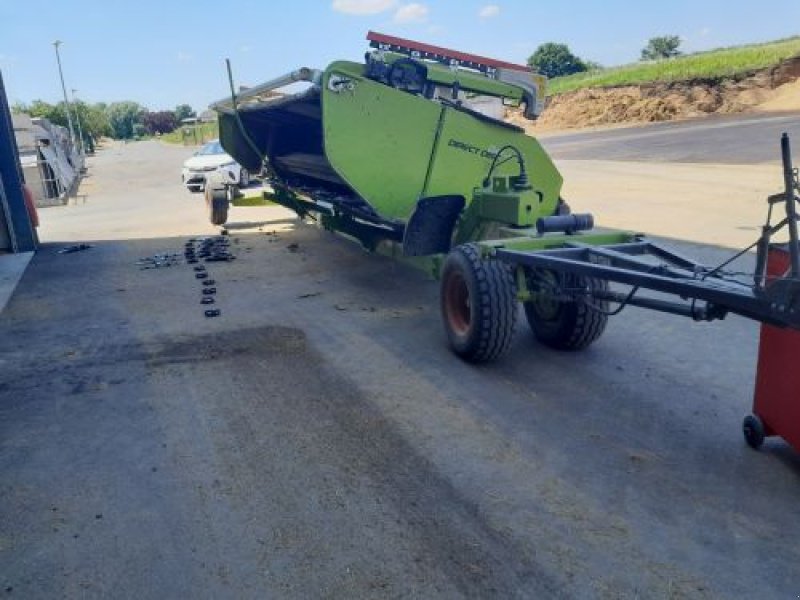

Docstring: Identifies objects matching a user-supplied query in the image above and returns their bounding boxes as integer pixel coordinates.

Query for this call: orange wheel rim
[444,271,471,335]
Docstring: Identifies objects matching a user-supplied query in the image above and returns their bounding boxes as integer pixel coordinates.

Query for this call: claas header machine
[208,33,800,408]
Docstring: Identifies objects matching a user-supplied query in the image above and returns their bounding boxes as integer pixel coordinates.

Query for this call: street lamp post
[71,88,84,155]
[52,40,77,150]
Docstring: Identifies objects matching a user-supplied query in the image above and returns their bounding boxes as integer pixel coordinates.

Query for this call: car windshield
[196,141,225,156]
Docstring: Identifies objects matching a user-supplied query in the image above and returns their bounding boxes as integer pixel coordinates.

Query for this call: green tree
[527,42,588,79]
[23,100,69,126]
[641,35,682,60]
[73,101,112,149]
[132,123,147,139]
[14,100,113,150]
[106,101,145,139]
[142,111,178,134]
[174,104,195,123]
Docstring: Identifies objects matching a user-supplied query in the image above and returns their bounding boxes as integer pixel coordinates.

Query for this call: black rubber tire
[524,270,608,351]
[440,243,517,363]
[743,414,765,449]
[206,186,229,226]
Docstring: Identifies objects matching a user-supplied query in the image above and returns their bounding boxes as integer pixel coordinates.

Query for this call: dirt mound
[510,56,800,133]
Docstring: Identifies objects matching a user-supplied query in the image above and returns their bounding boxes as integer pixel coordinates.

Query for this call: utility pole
[71,88,84,155]
[52,41,76,149]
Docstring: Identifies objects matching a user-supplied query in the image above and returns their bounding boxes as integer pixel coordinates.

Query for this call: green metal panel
[320,61,562,228]
[321,61,441,220]
[422,107,563,222]
[479,230,639,253]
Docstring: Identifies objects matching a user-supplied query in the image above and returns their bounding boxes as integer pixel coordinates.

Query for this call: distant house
[198,110,217,123]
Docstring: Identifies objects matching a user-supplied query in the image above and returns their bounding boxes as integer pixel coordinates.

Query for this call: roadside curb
[0,251,34,315]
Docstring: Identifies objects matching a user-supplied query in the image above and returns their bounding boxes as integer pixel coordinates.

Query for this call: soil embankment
[512,56,800,132]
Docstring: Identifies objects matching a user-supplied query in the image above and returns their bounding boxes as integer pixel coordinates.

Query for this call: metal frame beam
[496,240,800,329]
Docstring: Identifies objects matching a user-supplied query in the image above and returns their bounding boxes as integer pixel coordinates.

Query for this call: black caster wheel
[743,414,765,449]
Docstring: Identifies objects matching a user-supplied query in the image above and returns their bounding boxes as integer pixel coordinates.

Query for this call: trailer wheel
[206,186,229,226]
[440,243,517,363]
[524,270,608,351]
[743,414,765,449]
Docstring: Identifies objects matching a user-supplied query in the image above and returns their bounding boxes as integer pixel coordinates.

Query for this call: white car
[181,139,251,192]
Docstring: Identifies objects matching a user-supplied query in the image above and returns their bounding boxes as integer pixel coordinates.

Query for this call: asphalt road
[540,111,800,163]
[2,141,799,598]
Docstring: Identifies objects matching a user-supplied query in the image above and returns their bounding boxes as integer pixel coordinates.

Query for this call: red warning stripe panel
[367,31,531,73]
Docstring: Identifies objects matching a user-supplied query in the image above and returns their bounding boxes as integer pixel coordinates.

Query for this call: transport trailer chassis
[438,133,800,364]
[494,132,800,333]
[496,237,794,328]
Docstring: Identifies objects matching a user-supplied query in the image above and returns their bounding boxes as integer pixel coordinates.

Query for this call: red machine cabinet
[744,244,800,451]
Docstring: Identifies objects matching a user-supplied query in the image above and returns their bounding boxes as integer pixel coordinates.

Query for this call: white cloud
[699,27,711,37]
[393,3,428,24]
[177,51,193,63]
[332,0,397,15]
[478,4,500,18]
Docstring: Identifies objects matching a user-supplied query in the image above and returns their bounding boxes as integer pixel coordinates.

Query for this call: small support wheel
[440,243,517,363]
[523,269,609,351]
[743,414,765,449]
[239,168,250,188]
[205,186,229,226]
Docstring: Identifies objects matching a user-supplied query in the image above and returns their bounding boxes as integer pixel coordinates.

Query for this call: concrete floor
[0,251,33,313]
[1,139,799,598]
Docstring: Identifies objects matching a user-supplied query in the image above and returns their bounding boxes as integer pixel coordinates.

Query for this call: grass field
[161,121,218,145]
[548,37,800,96]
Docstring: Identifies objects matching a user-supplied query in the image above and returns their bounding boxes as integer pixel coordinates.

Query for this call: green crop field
[161,121,218,145]
[547,36,800,96]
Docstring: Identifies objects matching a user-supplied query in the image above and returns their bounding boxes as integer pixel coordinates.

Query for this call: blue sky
[1,0,798,112]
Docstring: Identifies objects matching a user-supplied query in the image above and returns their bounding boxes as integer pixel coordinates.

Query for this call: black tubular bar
[591,289,711,320]
[781,133,800,278]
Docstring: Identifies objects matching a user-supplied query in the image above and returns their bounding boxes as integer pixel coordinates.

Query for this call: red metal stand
[746,244,800,451]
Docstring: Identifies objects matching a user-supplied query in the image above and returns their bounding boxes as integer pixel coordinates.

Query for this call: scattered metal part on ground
[58,244,94,254]
[205,255,236,262]
[298,292,322,299]
[183,236,236,262]
[136,252,182,269]
[182,236,235,318]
